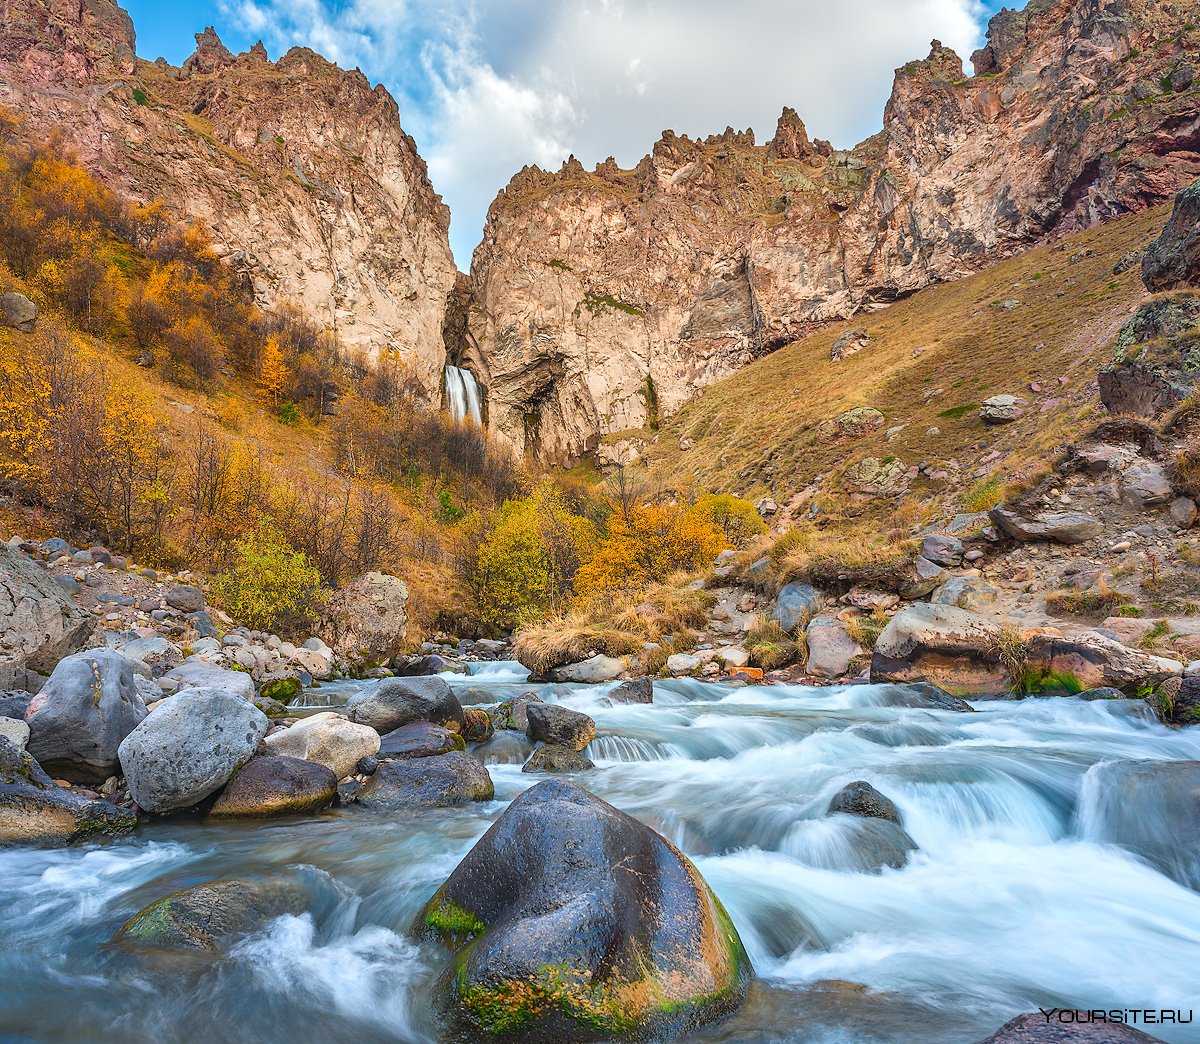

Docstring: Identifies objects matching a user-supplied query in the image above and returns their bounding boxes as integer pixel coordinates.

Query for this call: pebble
[1111,541,1132,552]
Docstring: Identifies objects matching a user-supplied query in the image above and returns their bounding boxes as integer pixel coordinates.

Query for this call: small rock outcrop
[25,649,149,783]
[0,544,95,690]
[1142,177,1200,292]
[118,688,268,813]
[989,506,1103,545]
[417,780,752,1041]
[0,291,37,332]
[870,603,1008,695]
[346,677,463,734]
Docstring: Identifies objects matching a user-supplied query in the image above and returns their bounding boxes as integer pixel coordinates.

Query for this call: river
[1,664,1198,1043]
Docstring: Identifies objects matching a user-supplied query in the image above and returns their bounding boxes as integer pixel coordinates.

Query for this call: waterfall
[444,365,483,425]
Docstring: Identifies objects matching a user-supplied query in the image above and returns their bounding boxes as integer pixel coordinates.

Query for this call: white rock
[263,713,380,780]
[0,716,29,749]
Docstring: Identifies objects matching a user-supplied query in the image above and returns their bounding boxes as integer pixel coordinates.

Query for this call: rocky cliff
[0,0,457,392]
[467,0,1200,461]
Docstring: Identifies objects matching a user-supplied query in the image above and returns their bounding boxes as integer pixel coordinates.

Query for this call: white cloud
[221,0,990,266]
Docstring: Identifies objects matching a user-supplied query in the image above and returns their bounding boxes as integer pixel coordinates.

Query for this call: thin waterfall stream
[443,366,482,426]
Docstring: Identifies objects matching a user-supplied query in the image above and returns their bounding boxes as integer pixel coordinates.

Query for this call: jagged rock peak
[899,38,966,82]
[182,26,235,77]
[768,106,813,161]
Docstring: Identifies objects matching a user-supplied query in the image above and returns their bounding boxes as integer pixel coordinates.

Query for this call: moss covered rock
[417,779,751,1041]
[115,876,312,953]
[207,755,336,820]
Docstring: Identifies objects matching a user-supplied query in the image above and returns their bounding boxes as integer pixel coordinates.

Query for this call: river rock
[346,676,463,734]
[1170,496,1198,529]
[0,692,32,721]
[263,712,380,780]
[548,654,626,684]
[0,717,28,749]
[522,744,595,773]
[160,661,255,700]
[207,755,337,819]
[879,682,975,712]
[493,692,542,731]
[667,652,704,675]
[933,576,999,611]
[898,555,948,599]
[460,708,494,743]
[870,603,1008,695]
[773,581,821,631]
[401,653,467,676]
[1119,460,1173,507]
[0,736,135,845]
[827,780,902,824]
[804,616,862,679]
[417,779,752,1041]
[118,635,182,672]
[319,571,409,667]
[1081,759,1200,892]
[118,688,268,814]
[26,649,149,783]
[357,751,493,809]
[989,506,1103,544]
[378,721,465,760]
[609,677,653,704]
[0,543,95,689]
[1022,632,1182,694]
[164,584,205,613]
[526,703,595,751]
[115,876,313,953]
[975,1011,1169,1042]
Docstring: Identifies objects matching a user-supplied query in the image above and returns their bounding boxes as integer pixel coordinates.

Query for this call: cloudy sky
[124,0,1006,267]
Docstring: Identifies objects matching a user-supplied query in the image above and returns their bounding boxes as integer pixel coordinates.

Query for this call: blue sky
[124,0,1012,266]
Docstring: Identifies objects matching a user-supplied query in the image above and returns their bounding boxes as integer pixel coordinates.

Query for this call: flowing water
[443,366,482,426]
[3,665,1200,1043]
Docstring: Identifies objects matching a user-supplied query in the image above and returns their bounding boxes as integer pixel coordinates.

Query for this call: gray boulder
[933,576,999,611]
[1170,496,1198,529]
[319,571,408,668]
[609,677,653,704]
[522,744,595,773]
[160,661,254,700]
[871,603,1008,695]
[772,581,820,631]
[0,544,95,690]
[1119,459,1173,507]
[0,292,37,333]
[164,585,205,613]
[1142,176,1200,292]
[26,650,148,783]
[828,780,902,824]
[547,654,627,684]
[377,721,465,760]
[898,555,948,599]
[804,616,862,679]
[979,394,1025,424]
[345,676,463,734]
[357,751,493,809]
[492,692,542,731]
[921,534,964,567]
[118,688,268,814]
[526,703,596,751]
[989,506,1103,544]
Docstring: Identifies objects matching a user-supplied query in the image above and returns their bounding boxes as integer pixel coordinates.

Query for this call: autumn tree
[256,334,289,409]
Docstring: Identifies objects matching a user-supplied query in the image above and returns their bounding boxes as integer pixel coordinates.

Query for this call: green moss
[424,898,486,941]
[580,292,644,318]
[131,87,148,106]
[938,403,980,419]
[1017,668,1085,695]
[260,677,301,701]
[460,962,636,1037]
[120,897,174,941]
[545,258,573,272]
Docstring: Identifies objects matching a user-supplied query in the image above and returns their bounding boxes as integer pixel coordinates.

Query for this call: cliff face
[468,0,1200,461]
[0,0,457,392]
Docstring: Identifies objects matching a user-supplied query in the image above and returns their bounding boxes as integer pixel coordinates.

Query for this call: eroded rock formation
[0,0,457,392]
[468,0,1200,460]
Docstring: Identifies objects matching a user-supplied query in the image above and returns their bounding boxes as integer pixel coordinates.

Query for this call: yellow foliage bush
[210,522,325,634]
[688,492,766,548]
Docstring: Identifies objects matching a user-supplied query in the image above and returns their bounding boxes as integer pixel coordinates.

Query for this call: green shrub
[211,522,324,633]
[131,87,147,106]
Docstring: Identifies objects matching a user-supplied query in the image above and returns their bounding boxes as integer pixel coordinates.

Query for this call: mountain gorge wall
[465,0,1200,461]
[0,0,457,394]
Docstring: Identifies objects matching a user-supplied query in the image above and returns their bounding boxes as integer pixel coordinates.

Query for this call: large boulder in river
[870,604,1008,695]
[26,649,149,783]
[118,688,268,814]
[346,676,463,734]
[417,780,751,1041]
[319,571,409,667]
[115,875,314,953]
[525,703,595,751]
[1022,632,1181,695]
[827,780,902,824]
[1080,759,1200,891]
[207,755,337,820]
[0,544,95,690]
[493,692,542,731]
[357,751,493,809]
[263,712,380,780]
[975,1011,1167,1042]
[0,735,135,845]
[989,506,1103,544]
[608,677,653,704]
[1142,177,1200,292]
[522,744,594,773]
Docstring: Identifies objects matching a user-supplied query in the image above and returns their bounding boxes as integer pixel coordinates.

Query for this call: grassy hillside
[638,204,1170,520]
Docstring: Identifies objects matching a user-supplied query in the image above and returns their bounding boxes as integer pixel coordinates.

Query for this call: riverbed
[2,664,1198,1043]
